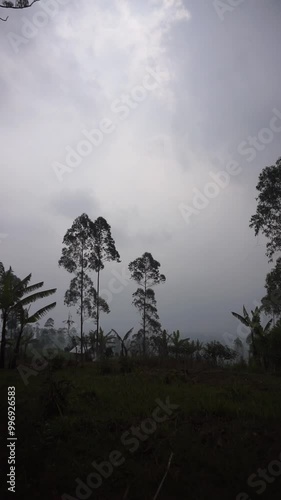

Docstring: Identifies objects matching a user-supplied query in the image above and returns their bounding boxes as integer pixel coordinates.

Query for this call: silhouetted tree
[0,262,56,368]
[261,258,281,322]
[250,157,281,261]
[59,214,96,360]
[128,252,166,355]
[203,340,237,366]
[90,217,120,340]
[232,306,272,367]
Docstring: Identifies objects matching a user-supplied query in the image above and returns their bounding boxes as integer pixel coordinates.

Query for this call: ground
[1,360,281,499]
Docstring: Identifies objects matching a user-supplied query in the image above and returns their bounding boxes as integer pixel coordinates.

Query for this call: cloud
[0,0,280,338]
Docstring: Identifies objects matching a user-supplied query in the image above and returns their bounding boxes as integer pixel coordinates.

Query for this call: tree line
[1,157,281,371]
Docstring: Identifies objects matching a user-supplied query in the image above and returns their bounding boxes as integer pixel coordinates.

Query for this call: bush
[119,357,134,374]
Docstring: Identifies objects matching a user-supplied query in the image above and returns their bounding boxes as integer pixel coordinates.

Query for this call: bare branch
[0,0,40,20]
[152,452,174,500]
[0,0,40,9]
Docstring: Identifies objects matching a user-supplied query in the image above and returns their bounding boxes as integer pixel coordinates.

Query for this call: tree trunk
[10,322,25,369]
[80,244,84,362]
[0,312,8,368]
[143,276,147,356]
[251,330,257,358]
[96,267,100,355]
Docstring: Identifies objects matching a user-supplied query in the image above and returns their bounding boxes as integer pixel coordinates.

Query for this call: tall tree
[90,217,120,339]
[63,310,75,338]
[128,252,166,355]
[59,214,96,360]
[64,273,109,344]
[249,157,281,262]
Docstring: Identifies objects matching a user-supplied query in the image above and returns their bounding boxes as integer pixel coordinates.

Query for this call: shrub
[41,372,74,418]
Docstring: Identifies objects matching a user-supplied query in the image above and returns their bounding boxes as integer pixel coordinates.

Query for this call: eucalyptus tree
[59,213,96,359]
[0,262,56,368]
[128,252,166,355]
[250,157,281,262]
[63,310,75,337]
[90,217,120,339]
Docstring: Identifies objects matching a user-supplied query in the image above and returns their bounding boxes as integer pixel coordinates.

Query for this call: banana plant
[232,306,272,363]
[89,328,116,359]
[170,330,191,359]
[111,328,134,357]
[0,262,56,368]
[10,301,56,368]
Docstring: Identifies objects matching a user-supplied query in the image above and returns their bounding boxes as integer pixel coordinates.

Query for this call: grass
[1,360,281,499]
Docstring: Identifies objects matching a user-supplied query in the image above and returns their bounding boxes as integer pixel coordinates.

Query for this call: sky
[0,0,281,345]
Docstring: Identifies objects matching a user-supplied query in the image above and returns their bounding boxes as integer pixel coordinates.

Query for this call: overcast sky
[0,0,281,343]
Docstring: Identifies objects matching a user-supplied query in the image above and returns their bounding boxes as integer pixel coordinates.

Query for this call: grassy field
[1,360,281,499]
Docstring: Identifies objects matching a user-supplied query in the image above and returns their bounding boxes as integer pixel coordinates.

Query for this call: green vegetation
[1,362,281,499]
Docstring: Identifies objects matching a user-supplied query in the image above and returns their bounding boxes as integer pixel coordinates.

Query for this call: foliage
[59,213,97,359]
[111,328,134,357]
[249,157,281,261]
[89,216,120,343]
[0,262,56,368]
[232,306,272,362]
[203,340,237,366]
[261,258,281,319]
